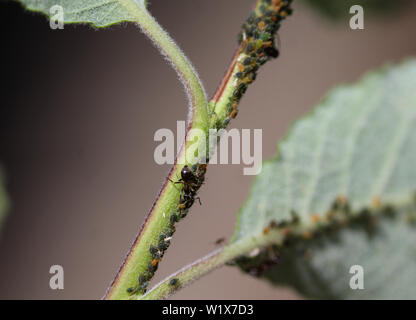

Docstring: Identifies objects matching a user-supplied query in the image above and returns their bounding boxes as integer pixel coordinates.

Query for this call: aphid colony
[127,164,206,295]
[235,196,396,278]
[218,0,293,129]
[126,0,293,297]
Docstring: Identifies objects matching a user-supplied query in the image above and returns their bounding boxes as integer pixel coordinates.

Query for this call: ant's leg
[195,197,202,205]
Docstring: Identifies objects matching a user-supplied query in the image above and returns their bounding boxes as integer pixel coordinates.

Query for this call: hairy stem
[139,0,295,300]
[141,197,414,300]
[106,0,293,300]
[139,233,282,300]
[105,1,208,300]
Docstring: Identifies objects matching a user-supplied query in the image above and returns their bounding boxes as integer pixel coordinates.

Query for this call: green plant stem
[104,1,208,300]
[141,197,413,300]
[106,0,293,300]
[140,232,285,300]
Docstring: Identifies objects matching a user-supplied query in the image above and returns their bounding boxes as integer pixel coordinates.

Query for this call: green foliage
[302,0,408,19]
[232,59,416,299]
[267,207,416,299]
[16,0,147,27]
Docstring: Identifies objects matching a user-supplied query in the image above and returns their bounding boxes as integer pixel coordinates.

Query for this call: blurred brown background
[0,0,416,299]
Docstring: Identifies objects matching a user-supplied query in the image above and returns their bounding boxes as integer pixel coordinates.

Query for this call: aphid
[147,262,156,273]
[254,39,263,50]
[242,75,254,84]
[235,72,244,79]
[238,83,248,94]
[237,33,243,43]
[263,226,271,235]
[243,57,253,65]
[310,214,320,223]
[230,109,238,119]
[152,252,161,260]
[265,10,275,17]
[198,163,207,171]
[126,287,137,294]
[170,214,179,225]
[372,196,382,209]
[237,62,245,72]
[246,42,255,52]
[232,89,242,99]
[214,237,226,245]
[169,278,179,286]
[243,66,253,74]
[138,273,147,285]
[158,241,169,252]
[259,32,270,42]
[178,202,187,210]
[152,259,160,267]
[280,10,288,18]
[223,117,231,127]
[166,229,174,237]
[149,245,158,256]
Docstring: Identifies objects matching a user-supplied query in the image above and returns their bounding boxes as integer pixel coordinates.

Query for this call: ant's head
[180,165,195,182]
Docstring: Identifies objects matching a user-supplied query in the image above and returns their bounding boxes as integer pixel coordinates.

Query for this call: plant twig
[140,0,295,299]
[104,1,209,300]
[140,226,287,300]
[141,196,415,300]
[106,0,293,300]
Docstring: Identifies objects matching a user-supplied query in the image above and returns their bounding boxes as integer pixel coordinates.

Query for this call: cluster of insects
[126,227,174,295]
[235,195,404,278]
[218,0,293,129]
[127,0,294,297]
[127,164,207,296]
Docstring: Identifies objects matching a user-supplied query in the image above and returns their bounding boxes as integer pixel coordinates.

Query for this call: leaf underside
[231,59,416,299]
[267,208,416,299]
[16,0,147,27]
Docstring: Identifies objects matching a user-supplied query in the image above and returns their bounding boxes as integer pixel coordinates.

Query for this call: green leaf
[265,208,416,299]
[231,59,416,299]
[302,0,409,19]
[16,0,147,27]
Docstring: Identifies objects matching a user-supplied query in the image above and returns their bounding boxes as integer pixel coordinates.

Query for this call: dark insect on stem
[214,237,226,245]
[171,165,205,212]
[169,278,179,286]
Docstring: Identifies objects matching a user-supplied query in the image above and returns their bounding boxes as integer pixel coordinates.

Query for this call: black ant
[170,165,202,208]
[172,165,199,190]
[170,165,196,189]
